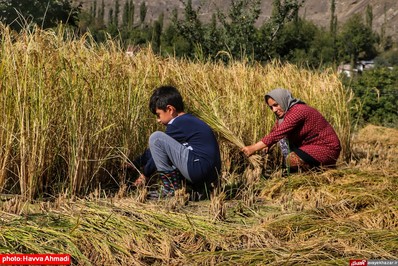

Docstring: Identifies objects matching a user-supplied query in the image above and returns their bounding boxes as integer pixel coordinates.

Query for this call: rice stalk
[210,190,226,222]
[0,25,351,198]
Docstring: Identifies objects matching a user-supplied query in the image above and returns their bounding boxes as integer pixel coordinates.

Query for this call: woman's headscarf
[265,88,305,159]
[265,88,304,123]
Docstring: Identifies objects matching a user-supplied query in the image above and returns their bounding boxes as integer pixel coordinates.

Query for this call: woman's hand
[241,141,268,157]
[241,145,256,157]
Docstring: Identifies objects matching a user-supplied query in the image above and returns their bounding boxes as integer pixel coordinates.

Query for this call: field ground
[1,124,397,265]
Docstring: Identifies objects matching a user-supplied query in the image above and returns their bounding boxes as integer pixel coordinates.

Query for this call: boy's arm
[165,124,185,142]
[132,149,157,177]
[143,158,156,177]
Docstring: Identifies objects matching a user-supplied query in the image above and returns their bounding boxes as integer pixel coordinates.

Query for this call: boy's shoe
[147,170,184,200]
[147,185,176,200]
[146,170,185,200]
[159,170,184,191]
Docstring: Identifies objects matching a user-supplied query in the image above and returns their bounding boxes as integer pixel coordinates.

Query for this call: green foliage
[329,0,338,62]
[217,0,261,60]
[204,13,223,58]
[161,12,192,58]
[337,14,377,64]
[365,4,373,29]
[275,18,319,66]
[2,0,383,70]
[172,0,204,57]
[114,0,120,27]
[121,1,135,38]
[139,1,147,25]
[257,0,304,61]
[0,0,388,69]
[309,30,336,67]
[99,0,105,23]
[108,8,114,26]
[374,49,398,67]
[348,67,398,128]
[152,20,162,54]
[330,0,336,33]
[0,0,80,31]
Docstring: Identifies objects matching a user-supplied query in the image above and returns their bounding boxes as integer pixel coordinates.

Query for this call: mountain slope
[75,0,398,40]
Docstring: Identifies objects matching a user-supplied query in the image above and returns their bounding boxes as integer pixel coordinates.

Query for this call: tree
[90,0,97,18]
[330,0,338,62]
[139,1,147,26]
[158,12,164,31]
[337,14,377,65]
[108,8,114,26]
[172,0,204,57]
[152,20,162,54]
[217,0,261,61]
[379,3,392,52]
[0,0,81,31]
[268,0,303,41]
[114,0,120,27]
[276,18,321,67]
[162,8,191,57]
[348,67,398,127]
[258,0,304,60]
[365,4,373,29]
[205,13,223,58]
[374,49,398,67]
[122,0,134,30]
[99,0,105,24]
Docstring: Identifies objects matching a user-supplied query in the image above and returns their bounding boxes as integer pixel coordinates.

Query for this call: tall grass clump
[0,25,156,198]
[0,25,351,199]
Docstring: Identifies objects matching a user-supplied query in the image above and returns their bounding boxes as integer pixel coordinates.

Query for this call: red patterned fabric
[261,104,341,166]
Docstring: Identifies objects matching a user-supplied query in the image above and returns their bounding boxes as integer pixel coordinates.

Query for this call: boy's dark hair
[149,86,184,114]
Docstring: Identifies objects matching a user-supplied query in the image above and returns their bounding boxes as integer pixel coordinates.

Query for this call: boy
[132,85,221,199]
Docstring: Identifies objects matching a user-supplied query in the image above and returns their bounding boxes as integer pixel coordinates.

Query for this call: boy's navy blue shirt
[134,113,221,184]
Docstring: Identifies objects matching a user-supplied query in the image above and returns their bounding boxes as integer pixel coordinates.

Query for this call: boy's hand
[133,174,147,187]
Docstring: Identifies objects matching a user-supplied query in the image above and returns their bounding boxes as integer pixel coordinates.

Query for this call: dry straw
[2,166,397,265]
[1,129,397,264]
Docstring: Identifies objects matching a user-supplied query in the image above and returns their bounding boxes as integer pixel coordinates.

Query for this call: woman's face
[267,97,285,119]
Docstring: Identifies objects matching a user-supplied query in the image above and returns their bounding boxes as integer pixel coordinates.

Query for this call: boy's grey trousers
[149,131,192,182]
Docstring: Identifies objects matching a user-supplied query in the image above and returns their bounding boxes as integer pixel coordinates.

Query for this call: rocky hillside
[75,0,398,40]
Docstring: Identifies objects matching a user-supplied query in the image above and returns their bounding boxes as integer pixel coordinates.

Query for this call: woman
[241,88,341,172]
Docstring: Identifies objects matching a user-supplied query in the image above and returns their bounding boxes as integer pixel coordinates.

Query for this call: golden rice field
[0,26,397,265]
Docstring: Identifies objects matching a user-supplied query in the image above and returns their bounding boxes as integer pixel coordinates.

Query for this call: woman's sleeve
[261,108,305,146]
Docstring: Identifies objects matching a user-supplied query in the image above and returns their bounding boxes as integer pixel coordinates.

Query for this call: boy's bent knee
[149,131,166,145]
